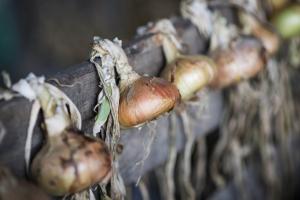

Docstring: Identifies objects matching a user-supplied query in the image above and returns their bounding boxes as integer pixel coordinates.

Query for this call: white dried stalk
[180,0,213,37]
[137,19,183,63]
[209,12,239,51]
[179,110,196,200]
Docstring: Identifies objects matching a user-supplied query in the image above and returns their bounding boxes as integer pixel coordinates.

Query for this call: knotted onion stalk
[0,166,50,200]
[12,74,112,196]
[90,37,125,200]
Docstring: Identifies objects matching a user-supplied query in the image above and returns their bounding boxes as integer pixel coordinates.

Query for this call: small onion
[239,10,280,56]
[26,80,112,196]
[141,19,217,100]
[209,36,266,89]
[0,167,50,200]
[31,128,111,196]
[161,55,217,100]
[271,4,300,39]
[119,76,180,127]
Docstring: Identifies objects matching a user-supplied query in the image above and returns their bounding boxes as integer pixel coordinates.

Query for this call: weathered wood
[0,17,223,186]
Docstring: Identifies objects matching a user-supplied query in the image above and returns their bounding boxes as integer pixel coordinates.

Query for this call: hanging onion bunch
[140,19,217,101]
[0,166,50,200]
[12,74,112,196]
[97,38,180,128]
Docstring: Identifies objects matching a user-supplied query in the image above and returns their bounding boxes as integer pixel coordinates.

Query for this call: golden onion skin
[161,55,217,100]
[209,37,266,89]
[119,77,180,127]
[31,129,112,196]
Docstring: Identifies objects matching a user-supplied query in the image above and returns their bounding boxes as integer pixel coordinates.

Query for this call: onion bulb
[98,38,180,128]
[239,10,280,56]
[31,128,111,196]
[13,76,112,196]
[271,4,300,39]
[139,19,217,100]
[118,76,180,127]
[209,36,266,89]
[0,167,50,200]
[161,55,217,100]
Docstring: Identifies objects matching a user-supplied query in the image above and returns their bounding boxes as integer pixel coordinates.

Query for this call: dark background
[0,0,180,80]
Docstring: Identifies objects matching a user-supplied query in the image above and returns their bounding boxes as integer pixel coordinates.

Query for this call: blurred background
[0,0,180,80]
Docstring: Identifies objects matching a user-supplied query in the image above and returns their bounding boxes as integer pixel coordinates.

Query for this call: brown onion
[0,167,50,200]
[20,78,112,196]
[209,36,266,89]
[98,38,181,128]
[31,128,111,196]
[119,76,180,127]
[161,55,217,100]
[239,10,280,56]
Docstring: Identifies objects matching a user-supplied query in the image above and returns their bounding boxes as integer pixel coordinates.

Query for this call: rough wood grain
[0,18,223,187]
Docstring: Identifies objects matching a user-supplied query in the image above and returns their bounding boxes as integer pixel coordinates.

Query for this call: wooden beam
[0,17,223,185]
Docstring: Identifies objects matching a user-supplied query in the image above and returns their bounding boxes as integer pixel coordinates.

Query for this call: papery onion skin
[209,36,266,89]
[161,55,217,100]
[31,128,112,196]
[119,77,180,127]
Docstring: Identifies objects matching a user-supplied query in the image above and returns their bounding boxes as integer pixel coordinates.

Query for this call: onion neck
[115,62,140,92]
[35,85,70,137]
[162,36,180,64]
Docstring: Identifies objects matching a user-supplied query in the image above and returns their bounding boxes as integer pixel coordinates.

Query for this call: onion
[209,36,266,89]
[13,75,112,196]
[119,76,180,127]
[161,55,217,100]
[271,4,300,39]
[31,128,111,196]
[239,10,280,56]
[139,19,216,100]
[98,39,180,128]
